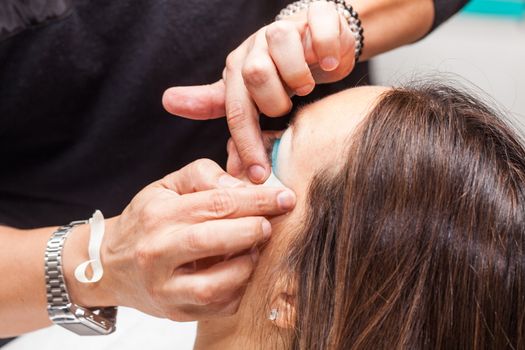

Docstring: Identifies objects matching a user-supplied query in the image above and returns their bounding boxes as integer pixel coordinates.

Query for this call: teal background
[463,0,525,18]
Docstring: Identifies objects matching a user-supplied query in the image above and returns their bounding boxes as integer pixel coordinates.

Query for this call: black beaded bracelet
[275,0,364,62]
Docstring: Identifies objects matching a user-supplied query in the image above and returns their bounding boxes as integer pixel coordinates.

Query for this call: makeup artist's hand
[89,159,296,321]
[162,1,355,183]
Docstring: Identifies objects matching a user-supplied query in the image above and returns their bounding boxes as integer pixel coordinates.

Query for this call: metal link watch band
[45,220,118,336]
[45,223,79,308]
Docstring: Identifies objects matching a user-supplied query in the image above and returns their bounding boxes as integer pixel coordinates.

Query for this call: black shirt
[0,0,467,230]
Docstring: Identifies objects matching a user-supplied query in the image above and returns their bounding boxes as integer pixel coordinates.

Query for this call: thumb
[162,80,226,120]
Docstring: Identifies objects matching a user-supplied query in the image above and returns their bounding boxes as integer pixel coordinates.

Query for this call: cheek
[237,196,307,320]
[282,144,327,193]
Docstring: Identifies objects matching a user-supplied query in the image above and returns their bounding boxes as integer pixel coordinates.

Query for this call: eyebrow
[288,105,305,130]
[288,105,307,151]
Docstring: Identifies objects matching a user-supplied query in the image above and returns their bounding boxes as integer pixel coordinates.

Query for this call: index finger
[225,50,270,184]
[172,186,297,222]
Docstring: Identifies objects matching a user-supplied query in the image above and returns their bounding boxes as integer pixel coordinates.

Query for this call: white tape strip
[74,210,105,283]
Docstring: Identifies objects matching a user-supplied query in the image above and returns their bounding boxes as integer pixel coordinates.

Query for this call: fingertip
[277,189,296,211]
[320,56,340,71]
[295,83,315,96]
[248,165,270,184]
[261,218,272,240]
[162,86,198,117]
[308,1,342,72]
[162,83,227,119]
[250,247,260,264]
[162,87,177,113]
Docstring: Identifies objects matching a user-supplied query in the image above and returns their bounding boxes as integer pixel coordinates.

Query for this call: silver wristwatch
[45,220,118,335]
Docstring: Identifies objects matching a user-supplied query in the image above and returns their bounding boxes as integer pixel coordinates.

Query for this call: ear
[269,292,296,329]
[268,272,297,329]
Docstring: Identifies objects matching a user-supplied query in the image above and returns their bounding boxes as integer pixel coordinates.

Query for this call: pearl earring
[268,308,279,321]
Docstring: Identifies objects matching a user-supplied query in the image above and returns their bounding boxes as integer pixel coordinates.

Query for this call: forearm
[353,0,435,61]
[0,225,55,336]
[0,222,114,337]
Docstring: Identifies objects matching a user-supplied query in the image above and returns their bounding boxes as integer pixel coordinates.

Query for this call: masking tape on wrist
[74,210,105,283]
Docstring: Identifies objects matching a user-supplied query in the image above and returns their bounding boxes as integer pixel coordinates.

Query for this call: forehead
[297,86,390,129]
[289,86,389,194]
[294,86,389,157]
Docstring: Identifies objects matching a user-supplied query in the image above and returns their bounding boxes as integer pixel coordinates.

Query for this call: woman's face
[197,86,389,348]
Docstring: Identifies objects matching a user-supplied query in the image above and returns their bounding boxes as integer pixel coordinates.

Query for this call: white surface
[4,308,196,350]
[371,14,525,123]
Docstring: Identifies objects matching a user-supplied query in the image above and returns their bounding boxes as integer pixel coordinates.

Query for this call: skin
[163,0,434,183]
[194,86,390,350]
[0,160,296,337]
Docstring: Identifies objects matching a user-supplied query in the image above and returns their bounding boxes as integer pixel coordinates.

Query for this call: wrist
[62,218,118,307]
[350,0,434,60]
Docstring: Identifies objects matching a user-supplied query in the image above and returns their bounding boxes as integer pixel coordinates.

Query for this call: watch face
[51,304,116,336]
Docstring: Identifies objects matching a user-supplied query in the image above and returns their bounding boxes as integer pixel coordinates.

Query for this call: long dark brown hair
[287,83,525,349]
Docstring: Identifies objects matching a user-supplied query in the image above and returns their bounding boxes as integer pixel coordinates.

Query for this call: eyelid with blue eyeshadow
[271,138,281,177]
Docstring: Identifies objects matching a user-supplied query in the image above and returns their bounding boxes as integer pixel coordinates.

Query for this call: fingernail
[250,247,260,264]
[249,165,267,183]
[277,190,296,210]
[218,175,244,188]
[296,84,314,96]
[320,56,339,71]
[261,219,272,239]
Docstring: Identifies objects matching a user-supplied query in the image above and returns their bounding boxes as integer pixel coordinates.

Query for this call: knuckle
[226,138,235,154]
[225,51,240,72]
[265,21,295,43]
[184,227,207,253]
[263,98,292,117]
[253,190,272,211]
[284,68,314,90]
[209,190,238,218]
[135,243,160,270]
[134,248,150,269]
[312,36,339,56]
[139,200,163,229]
[242,60,273,87]
[300,64,314,79]
[193,158,215,174]
[225,100,248,127]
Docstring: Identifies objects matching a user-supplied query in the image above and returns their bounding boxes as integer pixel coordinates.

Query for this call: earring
[268,308,279,321]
